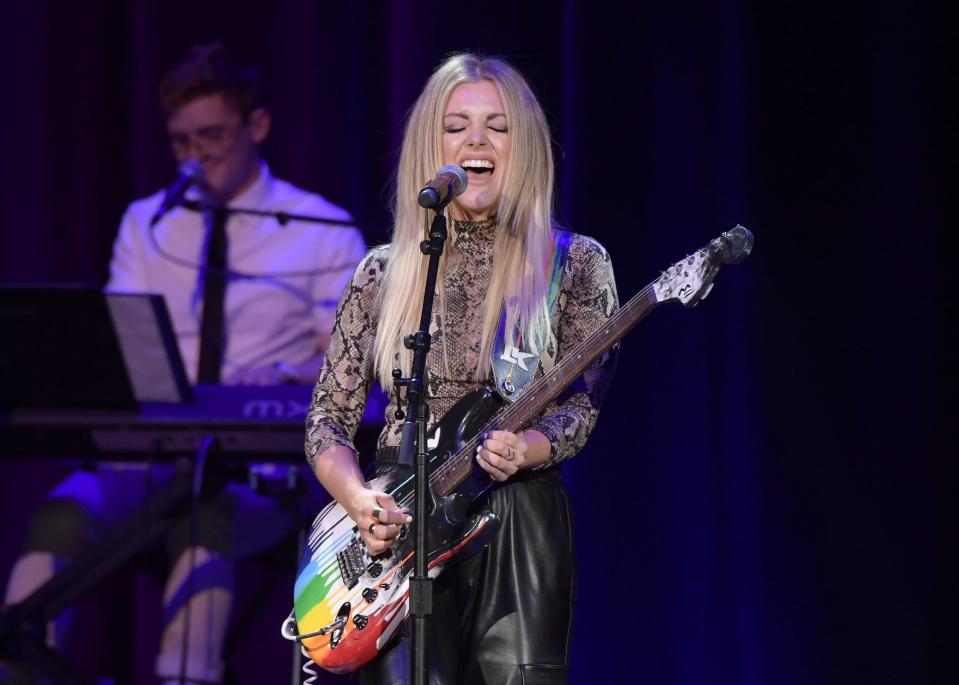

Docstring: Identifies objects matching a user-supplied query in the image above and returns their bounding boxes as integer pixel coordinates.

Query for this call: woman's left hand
[476,430,528,482]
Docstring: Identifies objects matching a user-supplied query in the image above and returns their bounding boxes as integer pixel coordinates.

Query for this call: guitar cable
[299,645,318,685]
[281,610,335,684]
[280,613,318,685]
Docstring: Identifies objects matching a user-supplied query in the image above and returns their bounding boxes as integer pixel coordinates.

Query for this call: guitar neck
[429,224,753,498]
[498,283,658,433]
[432,282,660,496]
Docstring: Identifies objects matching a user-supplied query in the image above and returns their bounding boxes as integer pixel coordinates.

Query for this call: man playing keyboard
[2,43,365,685]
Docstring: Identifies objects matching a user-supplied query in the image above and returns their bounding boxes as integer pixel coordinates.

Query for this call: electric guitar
[282,226,754,673]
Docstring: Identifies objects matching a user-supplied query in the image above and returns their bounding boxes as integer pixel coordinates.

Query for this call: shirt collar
[227,160,272,209]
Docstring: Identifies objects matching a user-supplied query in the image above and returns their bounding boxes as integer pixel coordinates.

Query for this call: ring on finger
[368,523,376,534]
[507,446,515,459]
[371,507,382,522]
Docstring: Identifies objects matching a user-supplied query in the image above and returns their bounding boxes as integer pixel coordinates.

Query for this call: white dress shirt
[106,162,366,384]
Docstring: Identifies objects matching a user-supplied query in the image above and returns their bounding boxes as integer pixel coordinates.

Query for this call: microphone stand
[393,208,448,685]
[179,198,358,227]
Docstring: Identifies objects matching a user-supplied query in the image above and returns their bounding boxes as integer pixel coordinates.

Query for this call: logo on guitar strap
[499,346,535,371]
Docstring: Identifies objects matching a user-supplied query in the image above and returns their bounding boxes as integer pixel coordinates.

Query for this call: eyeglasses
[168,121,244,157]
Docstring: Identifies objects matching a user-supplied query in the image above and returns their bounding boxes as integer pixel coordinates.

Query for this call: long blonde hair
[373,54,556,388]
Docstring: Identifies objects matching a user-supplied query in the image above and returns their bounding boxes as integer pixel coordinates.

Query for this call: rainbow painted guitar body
[290,388,504,674]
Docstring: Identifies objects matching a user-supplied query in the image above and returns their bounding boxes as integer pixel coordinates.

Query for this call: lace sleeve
[305,247,388,470]
[526,235,619,466]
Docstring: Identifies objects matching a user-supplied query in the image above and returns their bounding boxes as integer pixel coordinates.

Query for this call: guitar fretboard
[426,283,659,498]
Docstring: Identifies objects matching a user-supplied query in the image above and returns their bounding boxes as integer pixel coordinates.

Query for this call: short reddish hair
[157,43,263,120]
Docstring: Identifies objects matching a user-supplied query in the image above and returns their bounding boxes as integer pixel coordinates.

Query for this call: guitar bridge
[336,538,366,590]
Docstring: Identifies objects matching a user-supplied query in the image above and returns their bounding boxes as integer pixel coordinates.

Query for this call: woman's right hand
[346,489,411,555]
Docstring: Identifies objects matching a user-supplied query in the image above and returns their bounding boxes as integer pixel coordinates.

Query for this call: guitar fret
[434,283,660,495]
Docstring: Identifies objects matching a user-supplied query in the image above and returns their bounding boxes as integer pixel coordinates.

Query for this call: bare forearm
[312,444,368,512]
[225,350,327,386]
[312,442,410,555]
[518,429,552,469]
[286,328,331,384]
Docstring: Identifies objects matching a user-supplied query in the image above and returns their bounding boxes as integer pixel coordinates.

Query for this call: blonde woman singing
[306,53,618,684]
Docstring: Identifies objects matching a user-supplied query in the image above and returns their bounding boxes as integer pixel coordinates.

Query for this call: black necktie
[197,207,228,383]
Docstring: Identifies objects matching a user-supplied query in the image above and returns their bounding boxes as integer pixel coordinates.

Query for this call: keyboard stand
[0,442,227,684]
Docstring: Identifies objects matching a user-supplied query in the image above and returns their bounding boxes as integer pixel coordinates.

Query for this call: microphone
[150,160,203,227]
[417,164,468,209]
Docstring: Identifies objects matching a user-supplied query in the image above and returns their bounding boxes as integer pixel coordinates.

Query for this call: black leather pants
[358,468,574,685]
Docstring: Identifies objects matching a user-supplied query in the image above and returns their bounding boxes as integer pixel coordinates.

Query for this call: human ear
[248,107,271,144]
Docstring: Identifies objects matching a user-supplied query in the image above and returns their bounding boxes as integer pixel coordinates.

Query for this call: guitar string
[323,260,704,615]
[393,246,705,503]
[333,258,708,587]
[424,282,654,495]
[391,282,658,509]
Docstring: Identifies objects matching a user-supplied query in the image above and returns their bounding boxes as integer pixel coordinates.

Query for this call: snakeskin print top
[305,218,618,471]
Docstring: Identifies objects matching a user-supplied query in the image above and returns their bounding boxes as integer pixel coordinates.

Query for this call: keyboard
[0,384,386,461]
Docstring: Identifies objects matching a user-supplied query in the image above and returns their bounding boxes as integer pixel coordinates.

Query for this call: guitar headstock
[652,225,754,307]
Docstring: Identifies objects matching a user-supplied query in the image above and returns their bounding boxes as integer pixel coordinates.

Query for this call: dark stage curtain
[0,1,950,683]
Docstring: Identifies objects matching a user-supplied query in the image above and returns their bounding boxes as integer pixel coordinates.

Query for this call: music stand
[105,290,193,404]
[0,285,202,684]
[0,285,192,410]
